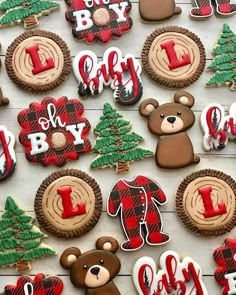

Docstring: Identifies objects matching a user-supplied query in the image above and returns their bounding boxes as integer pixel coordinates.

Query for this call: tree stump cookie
[141,26,206,88]
[35,169,102,239]
[175,169,236,236]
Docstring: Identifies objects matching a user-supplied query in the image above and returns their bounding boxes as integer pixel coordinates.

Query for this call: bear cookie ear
[139,98,159,117]
[96,236,119,253]
[60,247,81,270]
[174,91,195,108]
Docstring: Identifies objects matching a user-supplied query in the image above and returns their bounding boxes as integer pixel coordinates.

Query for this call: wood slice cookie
[35,169,102,239]
[175,169,236,236]
[142,26,206,88]
[5,30,71,93]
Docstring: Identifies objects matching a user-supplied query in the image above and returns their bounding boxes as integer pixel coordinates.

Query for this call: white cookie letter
[28,133,49,155]
[73,10,93,31]
[109,2,128,22]
[66,123,85,145]
[225,273,236,295]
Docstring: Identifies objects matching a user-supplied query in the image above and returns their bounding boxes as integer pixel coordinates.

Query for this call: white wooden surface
[1,0,236,294]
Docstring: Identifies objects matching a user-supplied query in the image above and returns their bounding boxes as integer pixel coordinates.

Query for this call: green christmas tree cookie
[90,103,153,173]
[0,196,55,272]
[0,0,60,29]
[207,24,236,90]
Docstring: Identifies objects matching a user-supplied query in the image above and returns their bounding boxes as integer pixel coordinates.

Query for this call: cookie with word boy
[17,96,91,167]
[35,169,102,239]
[175,169,236,236]
[65,0,132,44]
[5,30,71,93]
[141,26,206,89]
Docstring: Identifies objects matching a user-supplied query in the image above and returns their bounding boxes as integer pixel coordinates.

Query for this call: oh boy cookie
[65,0,132,43]
[17,96,91,167]
[5,30,71,93]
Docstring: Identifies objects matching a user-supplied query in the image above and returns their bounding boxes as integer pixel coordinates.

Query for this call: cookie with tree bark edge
[5,30,71,93]
[35,169,102,239]
[141,26,206,89]
[0,273,63,295]
[175,169,236,236]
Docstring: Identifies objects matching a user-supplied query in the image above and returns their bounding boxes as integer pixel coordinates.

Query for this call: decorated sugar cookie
[73,47,143,106]
[0,196,55,272]
[139,0,181,22]
[35,169,102,239]
[0,126,16,182]
[90,103,153,173]
[0,274,63,295]
[107,175,170,251]
[65,0,132,43]
[214,238,236,295]
[133,251,208,294]
[18,96,91,167]
[139,91,200,169]
[207,24,236,90]
[5,30,71,93]
[141,26,206,89]
[201,102,236,151]
[175,169,236,236]
[0,0,60,29]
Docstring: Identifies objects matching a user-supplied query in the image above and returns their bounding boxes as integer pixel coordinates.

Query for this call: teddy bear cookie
[176,169,236,236]
[65,0,132,43]
[60,236,121,294]
[18,96,91,167]
[139,91,200,169]
[5,30,71,93]
[139,0,181,22]
[35,169,102,239]
[141,26,206,89]
[0,274,63,295]
[107,175,170,251]
[133,251,208,294]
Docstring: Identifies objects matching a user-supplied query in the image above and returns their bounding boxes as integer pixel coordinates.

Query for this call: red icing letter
[57,186,86,219]
[25,45,55,75]
[161,40,191,70]
[198,186,227,218]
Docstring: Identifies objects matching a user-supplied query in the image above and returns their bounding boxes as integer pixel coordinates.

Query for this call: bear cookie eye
[160,114,165,118]
[83,265,88,270]
[177,111,181,116]
[100,259,104,264]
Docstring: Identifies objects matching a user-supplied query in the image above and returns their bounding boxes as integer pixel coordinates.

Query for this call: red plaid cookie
[18,96,91,167]
[65,0,132,43]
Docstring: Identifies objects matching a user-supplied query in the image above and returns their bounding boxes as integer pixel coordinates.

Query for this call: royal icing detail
[133,251,208,295]
[0,126,16,182]
[0,274,63,295]
[91,103,153,173]
[65,0,132,43]
[107,175,170,251]
[18,96,91,167]
[201,102,236,151]
[73,47,143,106]
[214,238,236,295]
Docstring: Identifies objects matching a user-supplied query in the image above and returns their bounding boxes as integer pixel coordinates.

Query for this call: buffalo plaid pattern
[191,0,236,17]
[108,176,170,251]
[65,0,132,43]
[1,273,63,295]
[17,96,91,167]
[213,238,236,295]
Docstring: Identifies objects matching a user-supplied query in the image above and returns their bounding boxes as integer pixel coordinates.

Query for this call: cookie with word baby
[0,273,63,295]
[175,169,236,236]
[133,251,208,294]
[141,26,206,89]
[5,30,71,93]
[18,96,91,167]
[65,0,132,44]
[35,169,102,239]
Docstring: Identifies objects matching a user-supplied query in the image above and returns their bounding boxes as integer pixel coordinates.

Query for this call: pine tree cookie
[0,0,60,29]
[0,197,55,272]
[90,103,153,173]
[207,24,236,90]
[5,30,71,93]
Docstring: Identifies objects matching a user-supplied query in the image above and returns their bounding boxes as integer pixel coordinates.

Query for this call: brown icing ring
[34,169,102,239]
[175,169,236,236]
[141,26,206,89]
[5,30,71,93]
